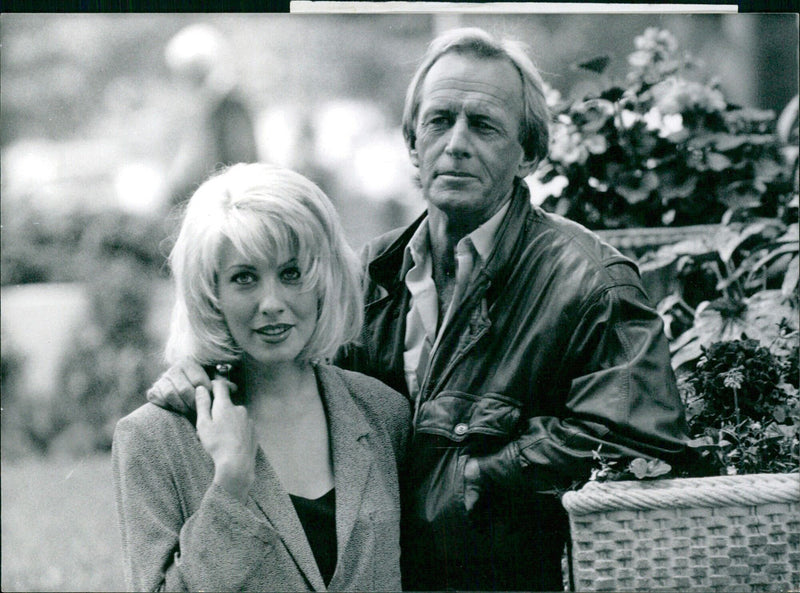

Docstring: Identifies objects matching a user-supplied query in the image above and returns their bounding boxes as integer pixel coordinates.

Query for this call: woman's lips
[254,324,292,341]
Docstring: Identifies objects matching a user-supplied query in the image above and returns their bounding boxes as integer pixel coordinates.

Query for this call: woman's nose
[257,281,286,315]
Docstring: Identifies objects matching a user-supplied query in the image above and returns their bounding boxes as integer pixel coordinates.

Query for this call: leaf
[782,255,799,299]
[716,222,775,264]
[754,158,785,183]
[721,192,763,214]
[747,244,799,281]
[713,134,748,152]
[773,407,787,423]
[600,86,625,103]
[778,223,799,244]
[707,152,733,171]
[616,171,659,204]
[576,55,611,74]
[690,290,797,353]
[645,459,672,477]
[688,436,719,450]
[629,458,650,479]
[670,331,704,372]
[659,175,698,200]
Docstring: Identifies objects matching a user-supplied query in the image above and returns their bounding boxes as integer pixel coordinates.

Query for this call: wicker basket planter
[595,224,721,257]
[561,473,800,592]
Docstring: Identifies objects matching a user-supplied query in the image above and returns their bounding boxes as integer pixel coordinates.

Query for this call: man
[162,24,259,207]
[148,28,691,592]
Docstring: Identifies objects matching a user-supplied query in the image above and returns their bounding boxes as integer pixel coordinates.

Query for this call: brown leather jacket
[335,180,691,591]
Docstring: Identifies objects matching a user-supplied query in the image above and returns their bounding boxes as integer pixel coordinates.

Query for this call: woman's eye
[232,271,256,285]
[281,266,302,282]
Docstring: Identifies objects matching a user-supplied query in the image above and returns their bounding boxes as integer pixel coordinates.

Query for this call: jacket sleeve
[112,416,276,592]
[474,272,691,494]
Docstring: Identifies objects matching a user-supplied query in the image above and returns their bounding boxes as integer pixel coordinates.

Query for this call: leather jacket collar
[367,179,534,293]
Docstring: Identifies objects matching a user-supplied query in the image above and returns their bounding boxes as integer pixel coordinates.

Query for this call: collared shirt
[402,201,511,401]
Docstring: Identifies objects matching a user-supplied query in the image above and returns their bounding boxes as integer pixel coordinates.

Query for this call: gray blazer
[112,364,410,592]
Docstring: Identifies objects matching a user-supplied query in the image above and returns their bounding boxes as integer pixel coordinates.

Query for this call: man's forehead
[421,53,523,104]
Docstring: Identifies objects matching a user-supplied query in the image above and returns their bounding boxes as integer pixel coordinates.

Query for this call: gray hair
[402,27,550,164]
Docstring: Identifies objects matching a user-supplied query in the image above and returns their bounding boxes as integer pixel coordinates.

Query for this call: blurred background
[1,12,797,591]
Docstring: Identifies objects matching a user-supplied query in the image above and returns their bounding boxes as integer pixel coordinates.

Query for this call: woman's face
[217,240,317,367]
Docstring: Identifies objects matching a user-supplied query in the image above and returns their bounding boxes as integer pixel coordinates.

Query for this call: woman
[112,163,410,592]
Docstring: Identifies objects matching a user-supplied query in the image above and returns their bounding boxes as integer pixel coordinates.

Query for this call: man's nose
[444,116,471,158]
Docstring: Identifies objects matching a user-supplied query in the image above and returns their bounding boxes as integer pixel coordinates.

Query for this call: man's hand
[196,378,256,504]
[146,360,212,415]
[464,457,482,512]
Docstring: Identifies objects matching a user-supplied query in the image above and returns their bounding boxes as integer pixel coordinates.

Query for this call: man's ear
[409,145,420,168]
[516,155,538,179]
[406,132,420,167]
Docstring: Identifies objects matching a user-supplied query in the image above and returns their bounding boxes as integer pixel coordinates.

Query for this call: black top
[289,488,337,586]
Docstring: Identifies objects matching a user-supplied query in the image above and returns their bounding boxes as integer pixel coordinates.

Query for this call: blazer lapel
[316,366,374,581]
[243,365,374,592]
[247,445,327,591]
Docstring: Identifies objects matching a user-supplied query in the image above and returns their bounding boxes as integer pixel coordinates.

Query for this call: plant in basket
[567,220,799,589]
[532,27,794,231]
[591,213,799,481]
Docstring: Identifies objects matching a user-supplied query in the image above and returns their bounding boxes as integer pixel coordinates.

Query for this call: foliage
[680,339,799,476]
[651,210,798,478]
[589,204,798,481]
[589,448,673,482]
[2,203,171,456]
[655,218,799,371]
[535,27,794,230]
[54,260,164,453]
[1,201,169,286]
[0,205,93,285]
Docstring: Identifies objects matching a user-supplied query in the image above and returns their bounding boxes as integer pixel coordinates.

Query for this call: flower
[644,107,685,138]
[651,78,726,115]
[537,27,792,230]
[548,123,587,165]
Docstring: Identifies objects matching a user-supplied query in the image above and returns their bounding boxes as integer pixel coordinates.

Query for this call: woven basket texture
[561,473,800,592]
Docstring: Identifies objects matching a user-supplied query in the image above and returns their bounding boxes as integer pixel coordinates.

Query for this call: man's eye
[471,119,494,132]
[427,115,451,126]
[281,266,302,282]
[232,272,256,285]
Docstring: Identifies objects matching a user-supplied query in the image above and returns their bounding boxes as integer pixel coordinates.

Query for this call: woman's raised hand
[195,378,256,504]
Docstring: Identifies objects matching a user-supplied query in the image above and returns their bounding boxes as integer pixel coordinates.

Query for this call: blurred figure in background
[162,24,259,207]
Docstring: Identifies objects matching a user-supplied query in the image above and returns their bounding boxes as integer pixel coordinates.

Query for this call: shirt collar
[466,199,511,264]
[403,199,511,271]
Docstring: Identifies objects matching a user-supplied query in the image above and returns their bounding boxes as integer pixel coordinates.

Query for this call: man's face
[411,53,535,223]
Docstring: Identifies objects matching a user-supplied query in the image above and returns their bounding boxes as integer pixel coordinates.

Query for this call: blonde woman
[112,163,409,592]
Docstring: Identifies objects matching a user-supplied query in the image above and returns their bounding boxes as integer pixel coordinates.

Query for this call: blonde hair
[402,27,550,164]
[165,163,363,366]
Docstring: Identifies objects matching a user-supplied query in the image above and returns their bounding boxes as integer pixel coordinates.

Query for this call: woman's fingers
[210,377,232,407]
[195,385,212,424]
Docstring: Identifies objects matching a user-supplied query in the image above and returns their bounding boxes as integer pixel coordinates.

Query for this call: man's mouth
[437,171,474,178]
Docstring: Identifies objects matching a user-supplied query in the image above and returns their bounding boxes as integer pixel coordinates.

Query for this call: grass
[1,453,126,592]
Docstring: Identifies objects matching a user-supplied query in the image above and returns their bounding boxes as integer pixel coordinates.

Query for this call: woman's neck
[241,357,317,409]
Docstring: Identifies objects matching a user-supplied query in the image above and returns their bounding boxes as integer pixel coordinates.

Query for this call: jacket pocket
[415,390,522,442]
